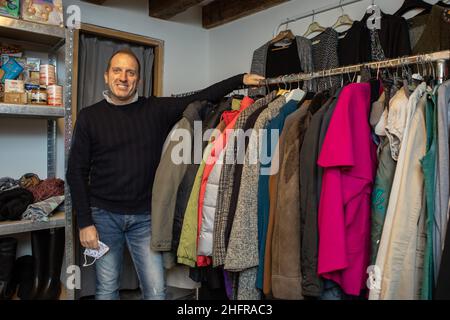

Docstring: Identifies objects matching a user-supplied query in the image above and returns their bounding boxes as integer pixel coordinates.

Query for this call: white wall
[3,0,440,181]
[1,0,209,180]
[1,0,209,257]
[1,0,441,257]
[67,0,210,95]
[207,0,439,83]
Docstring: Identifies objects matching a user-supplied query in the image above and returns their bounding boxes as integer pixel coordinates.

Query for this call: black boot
[0,237,18,300]
[14,255,34,300]
[38,228,65,300]
[28,230,50,300]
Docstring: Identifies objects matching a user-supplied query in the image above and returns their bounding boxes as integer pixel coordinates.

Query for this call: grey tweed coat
[225,96,287,300]
[212,91,277,267]
[249,36,316,96]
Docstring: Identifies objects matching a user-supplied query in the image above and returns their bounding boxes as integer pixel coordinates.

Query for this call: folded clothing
[19,173,41,189]
[26,178,64,202]
[0,188,34,221]
[22,195,64,222]
[0,177,19,193]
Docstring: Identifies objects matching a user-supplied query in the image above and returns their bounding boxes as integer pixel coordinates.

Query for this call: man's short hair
[106,49,141,77]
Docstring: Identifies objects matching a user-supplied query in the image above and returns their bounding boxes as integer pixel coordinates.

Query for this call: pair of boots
[0,237,17,300]
[28,228,65,300]
[0,228,65,300]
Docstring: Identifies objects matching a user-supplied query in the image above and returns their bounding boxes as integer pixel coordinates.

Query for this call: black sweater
[67,74,244,229]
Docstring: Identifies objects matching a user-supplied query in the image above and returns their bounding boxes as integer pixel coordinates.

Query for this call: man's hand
[80,225,99,249]
[243,74,265,87]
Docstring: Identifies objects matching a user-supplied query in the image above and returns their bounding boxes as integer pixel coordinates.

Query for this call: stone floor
[121,287,196,300]
[80,286,196,300]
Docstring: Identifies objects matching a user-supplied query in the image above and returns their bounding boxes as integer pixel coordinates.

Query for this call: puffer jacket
[177,111,237,267]
[197,149,226,257]
[196,98,254,266]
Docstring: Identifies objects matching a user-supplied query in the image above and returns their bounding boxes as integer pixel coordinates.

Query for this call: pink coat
[317,83,377,296]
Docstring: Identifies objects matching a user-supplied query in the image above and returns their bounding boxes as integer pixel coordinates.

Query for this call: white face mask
[83,241,110,267]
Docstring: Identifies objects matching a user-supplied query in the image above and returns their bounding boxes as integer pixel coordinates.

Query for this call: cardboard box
[4,92,27,104]
[21,0,63,26]
[29,70,40,84]
[0,0,20,18]
[0,83,4,102]
[5,79,24,93]
[26,58,41,72]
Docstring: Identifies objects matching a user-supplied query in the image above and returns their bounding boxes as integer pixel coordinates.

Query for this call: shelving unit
[0,103,64,118]
[0,16,74,300]
[0,211,66,236]
[0,16,65,48]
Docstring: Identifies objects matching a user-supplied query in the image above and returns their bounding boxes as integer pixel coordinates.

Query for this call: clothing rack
[171,89,202,98]
[260,50,450,86]
[171,84,251,98]
[274,0,365,37]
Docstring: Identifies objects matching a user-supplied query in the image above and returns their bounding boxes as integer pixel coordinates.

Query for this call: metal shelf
[0,16,65,48]
[0,103,64,119]
[0,211,65,236]
[0,14,75,300]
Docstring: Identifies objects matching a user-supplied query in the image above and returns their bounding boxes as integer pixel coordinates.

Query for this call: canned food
[31,86,48,105]
[47,85,63,106]
[39,64,56,86]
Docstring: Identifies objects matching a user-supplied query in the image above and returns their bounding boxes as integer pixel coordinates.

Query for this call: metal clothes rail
[260,50,450,86]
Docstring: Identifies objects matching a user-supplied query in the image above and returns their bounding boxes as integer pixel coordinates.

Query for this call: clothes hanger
[400,58,416,91]
[332,1,354,30]
[394,0,432,17]
[362,0,386,23]
[286,74,306,102]
[270,24,295,51]
[276,76,290,96]
[427,59,437,88]
[328,70,334,90]
[411,57,424,84]
[270,28,295,45]
[303,10,326,38]
[323,70,329,91]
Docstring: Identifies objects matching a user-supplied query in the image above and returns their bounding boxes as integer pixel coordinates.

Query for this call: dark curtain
[77,33,154,111]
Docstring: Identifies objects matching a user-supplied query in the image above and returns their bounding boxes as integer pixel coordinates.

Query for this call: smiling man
[66,49,263,300]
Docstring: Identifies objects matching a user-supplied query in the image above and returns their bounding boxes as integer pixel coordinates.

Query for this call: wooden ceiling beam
[202,0,289,29]
[82,0,107,5]
[149,0,205,20]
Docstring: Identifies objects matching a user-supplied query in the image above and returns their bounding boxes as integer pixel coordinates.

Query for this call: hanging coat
[212,92,277,267]
[224,96,286,300]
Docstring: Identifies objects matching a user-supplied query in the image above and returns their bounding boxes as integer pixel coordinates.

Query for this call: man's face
[104,53,139,101]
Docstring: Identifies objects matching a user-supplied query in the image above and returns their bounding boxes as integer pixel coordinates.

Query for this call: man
[66,49,263,300]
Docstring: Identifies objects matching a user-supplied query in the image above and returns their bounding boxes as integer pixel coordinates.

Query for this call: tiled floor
[79,286,196,300]
[121,287,195,300]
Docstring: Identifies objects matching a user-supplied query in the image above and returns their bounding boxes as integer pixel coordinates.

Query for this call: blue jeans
[91,207,166,300]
